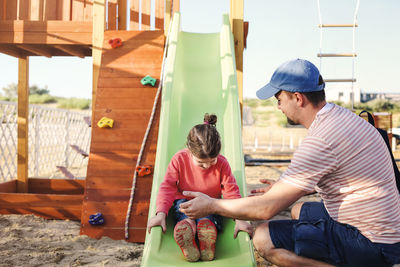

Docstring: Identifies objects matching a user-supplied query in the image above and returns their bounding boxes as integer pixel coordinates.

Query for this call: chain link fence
[0,101,91,182]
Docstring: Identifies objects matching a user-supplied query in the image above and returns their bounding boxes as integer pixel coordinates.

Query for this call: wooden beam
[0,21,93,32]
[17,57,29,193]
[0,21,92,45]
[117,0,127,30]
[230,0,244,120]
[92,0,106,124]
[0,44,30,58]
[0,193,83,220]
[16,44,53,57]
[28,178,85,194]
[54,44,86,58]
[172,0,179,15]
[164,0,171,34]
[0,180,17,193]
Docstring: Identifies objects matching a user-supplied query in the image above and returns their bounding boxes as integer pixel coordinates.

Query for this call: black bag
[359,111,400,194]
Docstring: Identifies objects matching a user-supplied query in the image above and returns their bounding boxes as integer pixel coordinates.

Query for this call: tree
[29,85,49,95]
[1,83,18,98]
[1,83,50,98]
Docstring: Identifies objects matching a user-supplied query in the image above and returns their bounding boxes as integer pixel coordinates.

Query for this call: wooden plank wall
[0,179,84,220]
[0,0,93,21]
[81,30,164,243]
[0,193,83,220]
[0,180,17,193]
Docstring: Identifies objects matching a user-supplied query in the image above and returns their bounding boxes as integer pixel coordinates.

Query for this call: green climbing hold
[141,75,157,87]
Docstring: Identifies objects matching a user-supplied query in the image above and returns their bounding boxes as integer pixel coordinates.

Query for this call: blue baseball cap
[256,59,325,99]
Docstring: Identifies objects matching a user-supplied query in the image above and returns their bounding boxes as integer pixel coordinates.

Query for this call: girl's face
[191,154,217,169]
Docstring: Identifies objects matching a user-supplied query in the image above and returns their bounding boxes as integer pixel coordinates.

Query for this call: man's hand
[147,212,167,233]
[179,191,215,219]
[249,179,275,196]
[233,219,254,239]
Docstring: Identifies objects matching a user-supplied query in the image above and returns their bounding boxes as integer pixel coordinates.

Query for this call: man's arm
[179,180,308,221]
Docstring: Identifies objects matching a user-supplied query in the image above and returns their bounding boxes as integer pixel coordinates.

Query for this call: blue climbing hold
[89,212,105,225]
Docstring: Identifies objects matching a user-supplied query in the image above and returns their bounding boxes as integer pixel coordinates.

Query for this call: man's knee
[252,222,275,257]
[291,202,304,219]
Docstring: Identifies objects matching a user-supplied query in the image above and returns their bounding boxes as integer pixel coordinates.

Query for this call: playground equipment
[96,117,114,128]
[0,0,248,251]
[141,12,255,266]
[317,0,360,109]
[141,75,157,86]
[108,38,123,49]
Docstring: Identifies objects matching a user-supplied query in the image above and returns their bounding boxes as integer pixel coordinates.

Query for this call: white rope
[351,0,360,110]
[124,17,173,239]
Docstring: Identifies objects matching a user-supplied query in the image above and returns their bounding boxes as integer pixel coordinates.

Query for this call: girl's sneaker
[197,218,217,261]
[174,220,200,262]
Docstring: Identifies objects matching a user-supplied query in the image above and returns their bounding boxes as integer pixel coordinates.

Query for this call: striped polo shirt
[281,103,400,244]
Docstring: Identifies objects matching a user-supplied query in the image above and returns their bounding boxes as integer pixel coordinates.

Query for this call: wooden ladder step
[318,24,358,28]
[324,78,356,83]
[318,53,357,57]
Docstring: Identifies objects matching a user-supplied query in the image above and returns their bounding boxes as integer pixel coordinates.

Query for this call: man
[180,59,400,267]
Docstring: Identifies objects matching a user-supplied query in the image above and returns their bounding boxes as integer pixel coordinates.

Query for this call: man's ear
[294,92,305,107]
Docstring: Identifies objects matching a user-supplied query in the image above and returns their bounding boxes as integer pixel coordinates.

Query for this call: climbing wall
[80,31,164,242]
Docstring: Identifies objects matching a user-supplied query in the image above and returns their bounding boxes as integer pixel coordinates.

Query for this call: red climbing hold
[108,38,123,48]
[136,165,153,177]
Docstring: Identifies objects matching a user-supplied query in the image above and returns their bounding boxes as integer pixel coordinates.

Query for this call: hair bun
[204,113,217,126]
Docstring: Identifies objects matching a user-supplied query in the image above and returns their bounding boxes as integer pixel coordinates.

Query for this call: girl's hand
[249,179,276,196]
[233,219,253,239]
[147,212,167,233]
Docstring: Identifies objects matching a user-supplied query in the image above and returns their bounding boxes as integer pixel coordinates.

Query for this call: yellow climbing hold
[97,117,114,128]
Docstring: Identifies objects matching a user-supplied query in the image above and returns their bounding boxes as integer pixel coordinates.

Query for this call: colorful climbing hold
[108,38,123,49]
[97,117,114,128]
[89,212,105,225]
[136,165,153,177]
[141,75,157,87]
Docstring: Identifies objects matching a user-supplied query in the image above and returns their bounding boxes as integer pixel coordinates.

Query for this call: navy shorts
[269,202,400,267]
[172,199,223,231]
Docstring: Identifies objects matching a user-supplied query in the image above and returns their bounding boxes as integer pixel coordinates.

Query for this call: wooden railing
[0,0,93,21]
[0,0,168,31]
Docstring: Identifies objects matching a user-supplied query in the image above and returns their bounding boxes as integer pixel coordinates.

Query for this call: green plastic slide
[141,13,256,267]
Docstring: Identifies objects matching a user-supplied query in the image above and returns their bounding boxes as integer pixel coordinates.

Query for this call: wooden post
[164,0,172,34]
[17,57,29,193]
[92,0,106,121]
[172,0,180,15]
[117,0,127,30]
[230,0,244,120]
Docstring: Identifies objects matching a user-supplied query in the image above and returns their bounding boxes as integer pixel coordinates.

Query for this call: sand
[0,215,143,267]
[0,164,398,266]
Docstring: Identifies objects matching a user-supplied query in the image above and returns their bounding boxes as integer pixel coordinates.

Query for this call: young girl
[147,113,253,262]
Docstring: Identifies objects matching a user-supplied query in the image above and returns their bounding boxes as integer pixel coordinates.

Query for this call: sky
[0,0,399,99]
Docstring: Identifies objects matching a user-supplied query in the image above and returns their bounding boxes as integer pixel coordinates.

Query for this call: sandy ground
[0,163,315,267]
[0,163,398,266]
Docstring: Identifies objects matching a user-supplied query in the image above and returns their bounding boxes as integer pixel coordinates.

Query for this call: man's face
[275,91,300,125]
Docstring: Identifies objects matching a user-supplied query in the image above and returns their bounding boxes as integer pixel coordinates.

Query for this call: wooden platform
[0,178,85,220]
[80,30,164,243]
[0,20,92,58]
